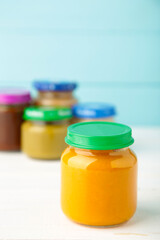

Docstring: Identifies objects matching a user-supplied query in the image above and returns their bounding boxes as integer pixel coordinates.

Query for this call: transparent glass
[35,91,77,107]
[21,120,69,159]
[0,103,28,151]
[61,146,137,226]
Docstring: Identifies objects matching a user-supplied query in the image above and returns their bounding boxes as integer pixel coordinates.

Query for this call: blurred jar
[33,80,78,107]
[72,103,116,123]
[21,106,72,160]
[61,122,137,226]
[0,89,31,151]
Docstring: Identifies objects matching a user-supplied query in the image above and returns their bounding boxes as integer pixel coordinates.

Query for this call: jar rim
[65,122,134,150]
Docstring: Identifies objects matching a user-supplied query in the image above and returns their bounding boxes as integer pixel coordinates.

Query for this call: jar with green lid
[21,106,72,159]
[61,122,137,226]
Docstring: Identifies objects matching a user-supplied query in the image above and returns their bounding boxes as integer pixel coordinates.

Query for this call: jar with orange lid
[61,122,137,226]
[72,103,116,123]
[33,80,78,107]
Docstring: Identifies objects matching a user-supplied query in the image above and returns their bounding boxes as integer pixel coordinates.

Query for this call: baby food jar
[72,103,116,123]
[61,122,137,226]
[33,80,78,107]
[0,89,31,151]
[21,106,72,159]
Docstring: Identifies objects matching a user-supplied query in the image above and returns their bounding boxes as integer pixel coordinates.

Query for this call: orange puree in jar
[61,122,137,226]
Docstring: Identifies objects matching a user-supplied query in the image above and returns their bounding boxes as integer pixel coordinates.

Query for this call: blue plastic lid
[72,103,116,119]
[33,80,77,91]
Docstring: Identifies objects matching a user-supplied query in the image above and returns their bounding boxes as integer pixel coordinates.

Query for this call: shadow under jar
[21,106,72,160]
[33,80,78,107]
[0,89,31,151]
[61,122,137,226]
[72,102,116,123]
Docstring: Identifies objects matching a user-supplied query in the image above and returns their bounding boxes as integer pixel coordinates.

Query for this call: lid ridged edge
[65,122,134,150]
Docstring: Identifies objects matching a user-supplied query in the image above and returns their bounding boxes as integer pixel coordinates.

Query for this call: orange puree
[61,147,137,226]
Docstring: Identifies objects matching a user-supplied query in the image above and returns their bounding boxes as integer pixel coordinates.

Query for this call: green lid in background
[23,106,72,121]
[65,122,134,150]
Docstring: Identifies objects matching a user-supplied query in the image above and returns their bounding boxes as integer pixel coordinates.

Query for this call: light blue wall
[0,0,160,125]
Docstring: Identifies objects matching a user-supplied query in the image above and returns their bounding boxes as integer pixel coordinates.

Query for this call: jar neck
[28,119,69,125]
[74,116,114,122]
[38,91,73,99]
[69,146,129,156]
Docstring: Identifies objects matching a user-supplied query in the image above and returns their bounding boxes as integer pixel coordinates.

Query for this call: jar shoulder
[61,147,137,170]
[22,121,68,132]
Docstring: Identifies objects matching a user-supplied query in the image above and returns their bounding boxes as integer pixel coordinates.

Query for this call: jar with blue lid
[33,80,78,107]
[72,103,116,123]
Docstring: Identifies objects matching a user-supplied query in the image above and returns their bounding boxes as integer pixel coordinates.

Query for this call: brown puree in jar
[0,105,27,150]
[0,89,31,151]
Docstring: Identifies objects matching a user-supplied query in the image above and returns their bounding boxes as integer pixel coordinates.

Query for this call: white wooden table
[0,127,160,240]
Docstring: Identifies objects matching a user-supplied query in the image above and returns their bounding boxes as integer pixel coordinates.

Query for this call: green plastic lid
[65,122,134,150]
[23,106,72,121]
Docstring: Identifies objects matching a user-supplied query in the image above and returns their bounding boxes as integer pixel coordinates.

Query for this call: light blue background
[0,0,160,126]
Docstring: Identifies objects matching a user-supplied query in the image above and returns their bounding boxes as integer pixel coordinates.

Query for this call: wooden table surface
[0,127,160,240]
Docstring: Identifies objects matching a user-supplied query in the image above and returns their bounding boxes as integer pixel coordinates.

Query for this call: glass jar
[33,80,78,107]
[61,122,137,226]
[21,106,72,159]
[72,103,116,123]
[0,89,31,151]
